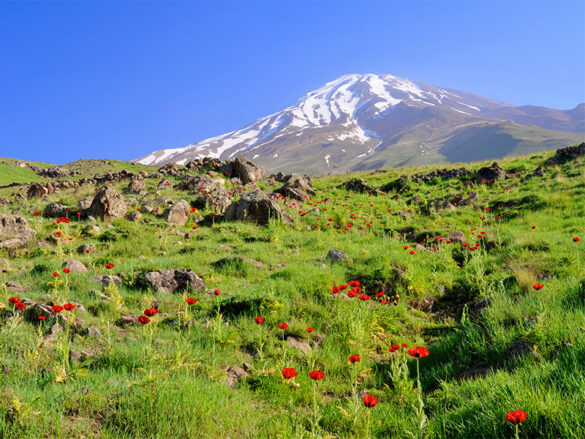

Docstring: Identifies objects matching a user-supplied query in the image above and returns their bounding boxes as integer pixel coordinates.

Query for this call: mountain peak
[136,74,584,173]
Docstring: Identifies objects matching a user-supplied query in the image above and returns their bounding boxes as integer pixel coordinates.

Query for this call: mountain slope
[136,74,584,173]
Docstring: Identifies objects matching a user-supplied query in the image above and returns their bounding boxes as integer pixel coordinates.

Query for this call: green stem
[312,381,318,438]
[515,424,519,439]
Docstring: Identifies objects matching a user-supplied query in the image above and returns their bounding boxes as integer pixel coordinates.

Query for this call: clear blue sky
[1,1,583,164]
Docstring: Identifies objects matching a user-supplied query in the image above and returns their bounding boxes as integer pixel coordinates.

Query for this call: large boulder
[224,190,292,225]
[0,215,36,249]
[338,178,378,194]
[88,185,127,221]
[43,203,69,218]
[27,183,49,199]
[476,162,509,182]
[162,199,190,225]
[140,269,205,293]
[176,174,216,192]
[232,157,265,184]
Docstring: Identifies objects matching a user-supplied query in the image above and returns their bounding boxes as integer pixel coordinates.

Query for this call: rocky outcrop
[411,167,472,184]
[224,190,292,225]
[274,173,316,200]
[232,157,265,183]
[193,187,232,214]
[544,142,584,166]
[140,269,205,293]
[0,215,36,249]
[88,185,127,221]
[162,199,190,225]
[123,178,146,195]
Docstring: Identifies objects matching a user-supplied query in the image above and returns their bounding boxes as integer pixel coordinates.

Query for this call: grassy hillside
[0,149,583,438]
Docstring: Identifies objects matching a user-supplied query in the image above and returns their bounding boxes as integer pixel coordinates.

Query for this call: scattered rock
[232,156,265,183]
[119,315,140,326]
[77,244,95,254]
[43,203,69,218]
[140,269,205,293]
[5,281,23,292]
[476,162,510,182]
[286,336,311,355]
[0,214,37,249]
[88,185,127,221]
[162,199,190,226]
[225,365,250,387]
[87,326,102,338]
[62,260,87,273]
[213,255,265,269]
[337,178,378,194]
[326,249,348,263]
[92,275,122,288]
[445,231,466,243]
[224,190,293,225]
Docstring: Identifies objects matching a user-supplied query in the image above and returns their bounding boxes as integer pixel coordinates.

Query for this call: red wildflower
[403,245,409,250]
[138,315,150,325]
[278,323,288,330]
[214,289,221,296]
[52,272,59,277]
[391,344,401,350]
[281,367,298,379]
[63,303,76,311]
[105,264,115,269]
[63,268,71,274]
[14,302,26,310]
[144,307,158,317]
[306,327,314,333]
[55,231,62,237]
[505,410,527,425]
[33,211,41,216]
[38,315,46,321]
[51,305,64,313]
[363,395,378,408]
[401,343,408,348]
[408,346,430,358]
[409,250,415,255]
[376,291,385,298]
[348,354,361,363]
[309,370,325,380]
[573,237,581,242]
[531,225,536,229]
[254,316,264,324]
[185,297,197,305]
[8,297,20,304]
[532,283,544,291]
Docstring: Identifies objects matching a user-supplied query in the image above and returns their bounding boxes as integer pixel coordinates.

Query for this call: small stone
[326,249,348,263]
[62,260,87,273]
[87,326,102,338]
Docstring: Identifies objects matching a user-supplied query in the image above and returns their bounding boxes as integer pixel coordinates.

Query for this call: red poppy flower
[55,231,63,237]
[214,289,221,296]
[138,315,150,324]
[309,370,325,380]
[38,315,46,321]
[8,297,20,304]
[408,346,429,358]
[185,297,197,305]
[52,272,60,277]
[359,294,370,301]
[144,307,158,317]
[51,305,64,313]
[306,327,314,333]
[363,394,378,408]
[281,367,298,379]
[278,323,288,330]
[505,410,527,425]
[389,347,396,353]
[33,211,41,216]
[409,250,415,255]
[401,343,408,348]
[348,354,361,363]
[531,226,536,229]
[254,316,264,324]
[532,283,544,291]
[63,268,71,274]
[403,245,409,250]
[573,237,581,242]
[63,303,76,311]
[14,302,26,310]
[376,291,385,298]
[391,344,401,350]
[105,264,115,269]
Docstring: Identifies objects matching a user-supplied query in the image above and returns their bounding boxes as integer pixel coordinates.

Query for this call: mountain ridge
[136,73,584,173]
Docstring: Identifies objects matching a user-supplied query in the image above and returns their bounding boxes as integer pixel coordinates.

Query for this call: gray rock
[326,249,348,263]
[140,269,205,293]
[43,203,69,218]
[87,326,102,338]
[124,178,146,195]
[446,231,466,243]
[88,185,127,221]
[286,336,311,355]
[92,275,122,288]
[62,260,87,273]
[162,199,190,226]
[77,244,95,254]
[0,214,36,249]
[232,156,265,184]
[225,365,250,387]
[224,190,292,225]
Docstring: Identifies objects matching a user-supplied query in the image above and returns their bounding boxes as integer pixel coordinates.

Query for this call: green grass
[0,149,584,438]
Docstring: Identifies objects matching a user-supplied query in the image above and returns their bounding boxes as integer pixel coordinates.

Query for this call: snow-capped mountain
[136,74,584,173]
